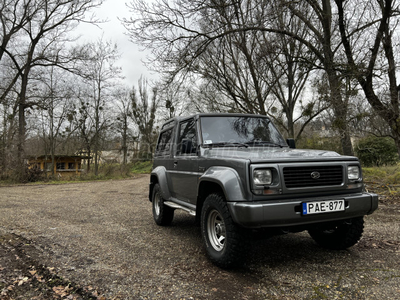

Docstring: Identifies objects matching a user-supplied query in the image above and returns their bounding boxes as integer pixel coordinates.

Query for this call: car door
[168,118,199,204]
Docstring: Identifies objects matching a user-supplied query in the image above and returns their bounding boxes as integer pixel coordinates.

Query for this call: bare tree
[125,0,360,154]
[130,77,158,159]
[114,87,136,165]
[262,0,355,154]
[0,92,18,177]
[0,0,103,180]
[157,80,197,119]
[34,67,76,175]
[124,0,330,144]
[74,90,95,173]
[76,37,122,175]
[0,0,39,105]
[265,3,328,139]
[335,0,400,157]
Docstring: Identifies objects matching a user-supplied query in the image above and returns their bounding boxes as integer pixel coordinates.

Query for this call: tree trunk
[94,150,98,176]
[122,119,128,165]
[327,71,354,156]
[86,148,91,173]
[17,71,29,181]
[394,133,400,159]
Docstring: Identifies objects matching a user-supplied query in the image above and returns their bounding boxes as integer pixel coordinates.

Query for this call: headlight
[253,169,272,185]
[348,166,360,180]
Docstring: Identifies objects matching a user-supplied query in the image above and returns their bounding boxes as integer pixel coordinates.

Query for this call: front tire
[201,193,246,268]
[308,217,364,250]
[152,183,174,226]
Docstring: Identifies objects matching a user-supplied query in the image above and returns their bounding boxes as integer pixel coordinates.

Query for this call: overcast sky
[76,0,156,86]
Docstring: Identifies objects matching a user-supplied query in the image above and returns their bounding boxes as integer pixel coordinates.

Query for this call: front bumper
[227,192,378,228]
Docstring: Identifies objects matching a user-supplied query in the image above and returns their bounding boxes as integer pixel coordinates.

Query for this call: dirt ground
[0,175,399,300]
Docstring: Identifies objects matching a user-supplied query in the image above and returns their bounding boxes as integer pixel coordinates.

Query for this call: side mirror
[286,138,296,149]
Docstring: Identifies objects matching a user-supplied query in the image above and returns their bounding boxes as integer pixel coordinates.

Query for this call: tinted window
[177,119,197,155]
[155,128,173,156]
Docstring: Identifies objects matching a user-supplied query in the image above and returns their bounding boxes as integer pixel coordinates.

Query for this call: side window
[155,128,173,156]
[177,119,197,155]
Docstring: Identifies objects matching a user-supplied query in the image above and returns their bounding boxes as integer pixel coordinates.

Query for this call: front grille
[283,166,343,188]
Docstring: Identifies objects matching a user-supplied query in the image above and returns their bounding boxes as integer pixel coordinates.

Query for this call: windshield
[200,116,287,147]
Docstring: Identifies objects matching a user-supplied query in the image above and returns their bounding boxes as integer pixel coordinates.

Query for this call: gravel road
[0,175,399,299]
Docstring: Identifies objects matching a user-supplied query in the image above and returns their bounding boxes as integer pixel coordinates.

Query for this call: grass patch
[131,160,153,174]
[363,164,400,196]
[363,165,400,184]
[0,161,153,185]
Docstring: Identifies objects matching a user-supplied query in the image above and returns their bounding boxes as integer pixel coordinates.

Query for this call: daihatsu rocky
[149,113,378,267]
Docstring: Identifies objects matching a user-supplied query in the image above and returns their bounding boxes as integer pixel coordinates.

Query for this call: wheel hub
[215,223,225,236]
[207,209,226,251]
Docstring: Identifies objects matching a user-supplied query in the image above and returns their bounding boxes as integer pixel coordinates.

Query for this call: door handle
[173,161,178,168]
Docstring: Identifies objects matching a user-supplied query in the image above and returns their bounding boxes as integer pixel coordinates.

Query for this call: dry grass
[363,165,400,198]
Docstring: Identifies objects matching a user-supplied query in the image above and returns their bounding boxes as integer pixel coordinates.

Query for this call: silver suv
[149,113,378,267]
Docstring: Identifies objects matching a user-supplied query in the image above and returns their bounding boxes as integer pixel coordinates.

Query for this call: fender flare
[149,166,172,201]
[198,166,246,201]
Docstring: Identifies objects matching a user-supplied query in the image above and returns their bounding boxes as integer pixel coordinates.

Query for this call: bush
[296,134,342,154]
[362,167,387,181]
[79,162,152,180]
[355,136,399,167]
[22,166,45,183]
[131,161,153,174]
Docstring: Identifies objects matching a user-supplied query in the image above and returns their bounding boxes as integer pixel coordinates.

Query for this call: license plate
[302,200,345,215]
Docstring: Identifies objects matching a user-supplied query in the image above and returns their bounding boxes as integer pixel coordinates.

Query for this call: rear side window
[155,128,173,156]
[177,119,197,155]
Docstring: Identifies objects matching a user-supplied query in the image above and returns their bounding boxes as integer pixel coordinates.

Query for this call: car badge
[311,171,321,179]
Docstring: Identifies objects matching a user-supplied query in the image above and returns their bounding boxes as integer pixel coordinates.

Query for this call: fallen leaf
[18,277,29,286]
[52,285,72,297]
[35,274,44,282]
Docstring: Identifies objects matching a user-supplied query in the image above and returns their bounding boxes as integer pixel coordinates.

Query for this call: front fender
[150,166,172,201]
[199,166,246,201]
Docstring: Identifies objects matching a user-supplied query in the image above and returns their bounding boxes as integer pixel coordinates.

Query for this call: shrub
[296,134,342,154]
[355,136,399,167]
[131,161,153,174]
[23,166,45,183]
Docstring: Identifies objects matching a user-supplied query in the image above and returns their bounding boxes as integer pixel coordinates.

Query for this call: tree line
[123,0,400,155]
[1,0,400,181]
[0,0,162,181]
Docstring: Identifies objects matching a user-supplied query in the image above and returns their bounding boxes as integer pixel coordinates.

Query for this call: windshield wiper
[206,142,249,148]
[246,141,285,148]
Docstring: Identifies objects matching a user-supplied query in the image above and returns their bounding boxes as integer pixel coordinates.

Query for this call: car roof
[162,113,269,126]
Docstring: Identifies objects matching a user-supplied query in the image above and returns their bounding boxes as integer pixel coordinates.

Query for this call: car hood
[202,147,358,163]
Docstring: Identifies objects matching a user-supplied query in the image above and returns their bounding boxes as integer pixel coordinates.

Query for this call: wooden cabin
[27,155,89,178]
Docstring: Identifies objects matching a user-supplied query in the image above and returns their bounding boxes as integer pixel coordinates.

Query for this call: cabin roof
[27,155,91,160]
